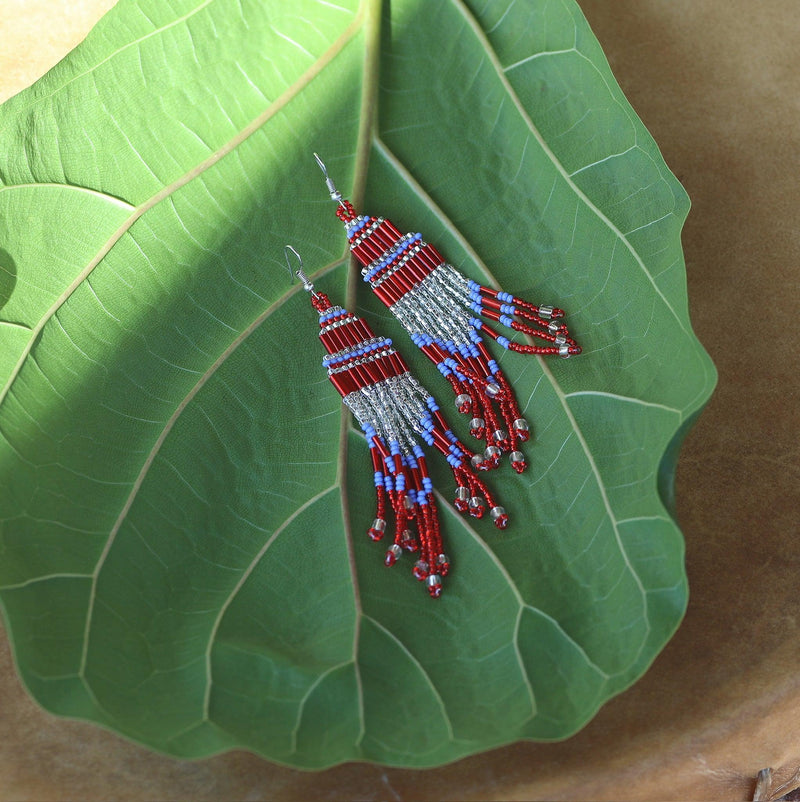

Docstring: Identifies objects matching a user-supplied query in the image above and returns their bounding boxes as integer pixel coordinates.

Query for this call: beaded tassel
[291,254,507,599]
[315,155,581,474]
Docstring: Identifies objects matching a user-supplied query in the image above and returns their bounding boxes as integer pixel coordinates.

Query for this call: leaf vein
[0,572,93,592]
[77,277,322,684]
[565,390,684,419]
[24,0,216,111]
[0,7,365,410]
[541,361,652,655]
[364,615,456,742]
[201,483,341,721]
[450,0,689,335]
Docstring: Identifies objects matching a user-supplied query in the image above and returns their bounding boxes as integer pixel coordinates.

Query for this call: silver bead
[510,451,525,464]
[371,518,386,532]
[486,383,501,398]
[468,496,485,511]
[493,429,508,443]
[539,305,554,320]
[470,454,484,469]
[455,393,471,408]
[559,344,571,358]
[548,319,562,334]
[427,574,442,590]
[484,445,502,460]
[554,334,567,347]
[513,419,529,433]
[490,505,507,522]
[470,417,485,430]
[456,486,470,502]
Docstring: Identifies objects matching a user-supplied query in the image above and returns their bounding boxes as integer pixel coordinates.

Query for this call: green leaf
[0,0,715,768]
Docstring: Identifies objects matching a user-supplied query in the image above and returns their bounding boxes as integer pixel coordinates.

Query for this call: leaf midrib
[332,0,385,753]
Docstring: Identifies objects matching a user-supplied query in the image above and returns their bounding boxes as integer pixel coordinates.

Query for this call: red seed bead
[510,452,527,474]
[454,486,469,512]
[426,574,443,598]
[384,544,402,567]
[336,201,357,223]
[513,419,530,443]
[368,518,386,541]
[468,497,485,518]
[493,512,509,530]
[483,446,502,469]
[400,530,419,553]
[413,561,429,581]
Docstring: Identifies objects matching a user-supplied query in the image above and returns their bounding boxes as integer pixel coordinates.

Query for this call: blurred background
[1,1,798,799]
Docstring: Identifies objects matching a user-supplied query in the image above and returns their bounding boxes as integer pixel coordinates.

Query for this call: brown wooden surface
[1,1,799,799]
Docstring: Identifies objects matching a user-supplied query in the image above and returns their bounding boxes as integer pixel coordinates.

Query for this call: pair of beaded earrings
[288,155,581,598]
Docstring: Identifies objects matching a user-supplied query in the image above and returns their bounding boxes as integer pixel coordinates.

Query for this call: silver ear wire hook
[284,245,316,295]
[313,152,343,204]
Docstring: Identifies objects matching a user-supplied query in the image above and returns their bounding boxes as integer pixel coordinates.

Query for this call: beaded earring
[314,155,581,474]
[286,246,507,599]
